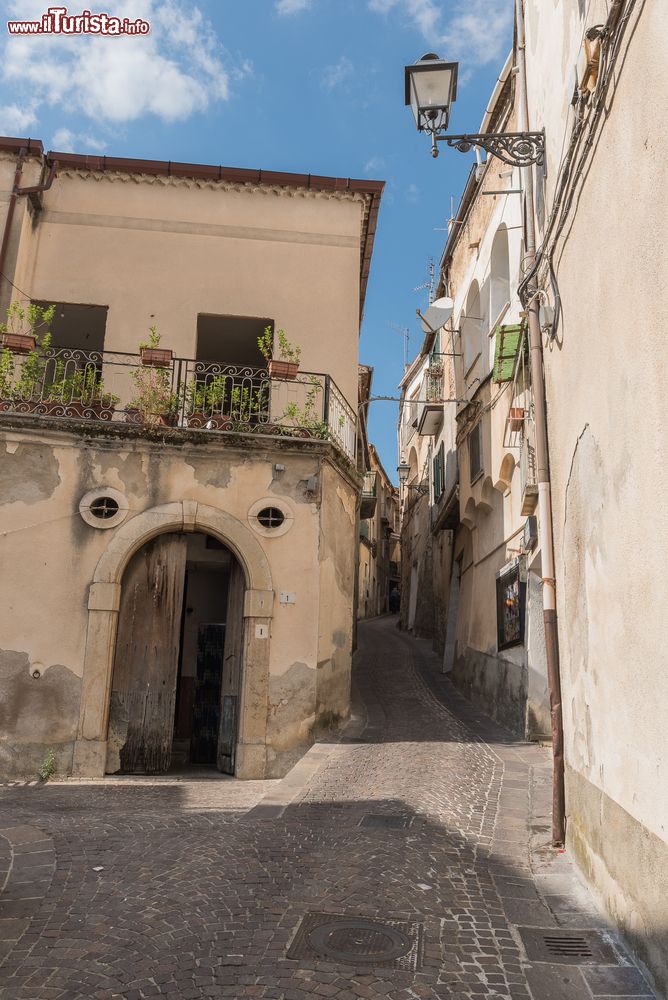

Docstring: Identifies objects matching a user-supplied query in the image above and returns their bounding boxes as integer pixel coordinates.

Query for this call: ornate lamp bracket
[435,130,545,167]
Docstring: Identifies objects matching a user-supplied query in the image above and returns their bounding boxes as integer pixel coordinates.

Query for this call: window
[489,225,511,325]
[433,442,445,500]
[468,422,482,482]
[33,301,108,353]
[256,507,285,529]
[462,282,484,375]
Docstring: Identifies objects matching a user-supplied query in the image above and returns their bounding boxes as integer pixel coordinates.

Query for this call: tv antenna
[389,322,410,369]
[413,257,436,306]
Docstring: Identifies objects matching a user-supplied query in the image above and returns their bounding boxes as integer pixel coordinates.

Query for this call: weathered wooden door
[217,559,245,774]
[106,534,187,774]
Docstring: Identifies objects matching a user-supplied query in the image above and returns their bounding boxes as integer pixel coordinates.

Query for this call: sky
[0,0,513,480]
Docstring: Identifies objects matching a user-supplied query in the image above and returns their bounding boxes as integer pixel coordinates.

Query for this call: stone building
[357,444,400,620]
[401,0,668,990]
[0,137,383,781]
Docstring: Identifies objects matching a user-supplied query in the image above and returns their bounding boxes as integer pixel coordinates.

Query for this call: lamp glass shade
[405,56,458,132]
[397,461,410,485]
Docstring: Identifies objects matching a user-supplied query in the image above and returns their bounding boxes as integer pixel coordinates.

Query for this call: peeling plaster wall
[0,427,356,779]
[315,461,357,738]
[525,2,668,989]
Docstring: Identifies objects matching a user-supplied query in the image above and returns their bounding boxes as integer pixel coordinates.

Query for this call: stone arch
[477,475,495,515]
[461,495,477,530]
[495,452,516,493]
[490,223,510,323]
[73,500,274,780]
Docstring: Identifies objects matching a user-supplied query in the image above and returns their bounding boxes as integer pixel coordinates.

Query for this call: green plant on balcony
[258,325,302,379]
[280,376,329,439]
[0,301,55,354]
[47,363,120,414]
[128,352,180,426]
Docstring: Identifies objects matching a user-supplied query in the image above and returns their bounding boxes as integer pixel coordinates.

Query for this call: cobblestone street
[0,618,658,1000]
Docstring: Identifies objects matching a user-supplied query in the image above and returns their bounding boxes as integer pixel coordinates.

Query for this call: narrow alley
[0,618,657,1000]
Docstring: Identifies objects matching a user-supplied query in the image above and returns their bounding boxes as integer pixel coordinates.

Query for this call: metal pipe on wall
[514,0,566,847]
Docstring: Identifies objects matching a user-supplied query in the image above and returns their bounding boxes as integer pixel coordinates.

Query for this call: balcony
[520,435,539,516]
[360,470,378,519]
[417,368,445,437]
[0,347,357,462]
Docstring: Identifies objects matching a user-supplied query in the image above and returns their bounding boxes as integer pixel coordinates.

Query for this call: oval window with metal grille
[79,487,129,530]
[89,496,120,520]
[256,506,285,529]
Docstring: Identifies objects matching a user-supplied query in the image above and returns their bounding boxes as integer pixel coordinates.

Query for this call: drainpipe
[0,151,58,304]
[515,0,566,847]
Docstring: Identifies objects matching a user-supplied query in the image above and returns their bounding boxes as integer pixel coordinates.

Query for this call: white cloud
[322,56,354,91]
[51,128,107,152]
[0,102,38,133]
[364,156,386,174]
[369,0,512,66]
[1,0,242,128]
[276,0,312,13]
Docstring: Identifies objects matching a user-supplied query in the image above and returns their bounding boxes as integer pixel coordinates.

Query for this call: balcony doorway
[197,314,271,368]
[105,531,245,776]
[32,301,107,352]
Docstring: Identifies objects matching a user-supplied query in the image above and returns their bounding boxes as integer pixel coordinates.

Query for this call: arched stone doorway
[72,501,274,780]
[105,531,245,776]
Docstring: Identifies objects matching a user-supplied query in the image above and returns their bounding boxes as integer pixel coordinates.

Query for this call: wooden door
[106,534,187,774]
[217,559,245,774]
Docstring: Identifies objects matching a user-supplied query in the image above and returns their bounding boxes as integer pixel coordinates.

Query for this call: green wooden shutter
[492,324,523,383]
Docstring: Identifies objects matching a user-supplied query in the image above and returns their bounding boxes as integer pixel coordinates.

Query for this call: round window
[79,487,129,529]
[89,496,120,520]
[256,507,285,529]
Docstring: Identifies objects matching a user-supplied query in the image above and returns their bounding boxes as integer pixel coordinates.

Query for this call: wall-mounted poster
[496,561,526,651]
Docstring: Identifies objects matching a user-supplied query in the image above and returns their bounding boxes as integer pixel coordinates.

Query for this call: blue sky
[1,0,513,478]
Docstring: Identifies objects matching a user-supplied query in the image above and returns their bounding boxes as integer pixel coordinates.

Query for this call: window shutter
[492,324,523,383]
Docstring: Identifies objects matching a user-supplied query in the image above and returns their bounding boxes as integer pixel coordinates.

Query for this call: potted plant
[279,376,329,439]
[127,354,180,426]
[139,325,173,368]
[46,364,119,419]
[258,325,301,380]
[0,301,55,355]
[0,347,16,410]
[508,407,525,433]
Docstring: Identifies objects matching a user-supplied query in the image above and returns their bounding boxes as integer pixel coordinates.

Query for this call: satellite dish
[419,296,454,333]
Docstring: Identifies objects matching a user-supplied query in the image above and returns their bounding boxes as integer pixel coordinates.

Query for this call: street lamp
[396,457,429,496]
[404,53,545,166]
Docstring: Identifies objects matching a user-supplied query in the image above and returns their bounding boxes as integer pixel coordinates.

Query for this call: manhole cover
[359,814,413,829]
[288,912,423,970]
[517,927,619,966]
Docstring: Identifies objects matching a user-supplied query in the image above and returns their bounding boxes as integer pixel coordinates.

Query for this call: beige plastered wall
[524,1,668,990]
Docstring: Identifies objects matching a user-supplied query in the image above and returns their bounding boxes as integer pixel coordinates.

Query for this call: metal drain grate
[544,934,593,958]
[517,927,618,966]
[359,814,413,829]
[287,912,423,970]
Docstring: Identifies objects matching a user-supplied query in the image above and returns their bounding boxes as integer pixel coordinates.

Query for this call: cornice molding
[55,166,372,206]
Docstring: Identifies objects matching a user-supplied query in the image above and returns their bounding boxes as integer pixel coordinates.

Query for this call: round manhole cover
[307,919,412,963]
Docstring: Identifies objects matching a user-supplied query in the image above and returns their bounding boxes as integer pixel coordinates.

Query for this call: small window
[469,423,482,482]
[433,442,445,500]
[257,507,285,529]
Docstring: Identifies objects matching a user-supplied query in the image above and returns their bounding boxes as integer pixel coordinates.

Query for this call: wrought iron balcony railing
[0,347,357,462]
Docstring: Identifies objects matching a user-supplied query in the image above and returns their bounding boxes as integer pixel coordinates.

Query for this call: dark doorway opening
[197,313,271,367]
[106,532,245,777]
[32,301,108,352]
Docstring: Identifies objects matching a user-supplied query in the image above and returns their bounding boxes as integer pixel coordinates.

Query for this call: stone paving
[0,617,659,1000]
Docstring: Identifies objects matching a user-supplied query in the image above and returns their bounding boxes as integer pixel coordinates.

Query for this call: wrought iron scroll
[438,131,545,167]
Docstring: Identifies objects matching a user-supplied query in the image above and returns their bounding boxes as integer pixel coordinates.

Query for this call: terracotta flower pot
[140,347,173,368]
[1,332,36,354]
[508,407,525,433]
[269,359,299,380]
